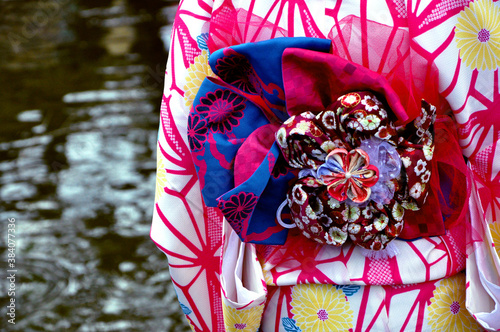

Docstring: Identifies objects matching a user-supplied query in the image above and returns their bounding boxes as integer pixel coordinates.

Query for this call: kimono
[151,0,500,331]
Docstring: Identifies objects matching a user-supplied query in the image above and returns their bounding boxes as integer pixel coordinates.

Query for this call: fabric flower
[340,92,361,107]
[423,143,434,161]
[276,127,288,148]
[373,215,389,231]
[422,170,431,183]
[401,156,411,168]
[325,225,348,245]
[275,90,436,250]
[327,197,340,209]
[392,202,404,222]
[291,184,307,205]
[455,0,500,71]
[316,148,379,203]
[321,110,337,130]
[362,207,373,219]
[359,114,381,130]
[343,205,361,222]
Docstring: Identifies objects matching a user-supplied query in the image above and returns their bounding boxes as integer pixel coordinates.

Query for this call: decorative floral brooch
[315,148,379,204]
[275,91,436,250]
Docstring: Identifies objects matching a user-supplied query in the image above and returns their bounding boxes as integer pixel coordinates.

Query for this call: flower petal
[347,182,371,203]
[327,180,349,202]
[353,165,379,187]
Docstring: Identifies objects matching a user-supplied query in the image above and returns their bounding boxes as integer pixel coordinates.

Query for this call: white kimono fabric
[151,1,500,331]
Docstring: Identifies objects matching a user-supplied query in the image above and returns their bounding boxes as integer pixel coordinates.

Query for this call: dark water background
[0,0,191,330]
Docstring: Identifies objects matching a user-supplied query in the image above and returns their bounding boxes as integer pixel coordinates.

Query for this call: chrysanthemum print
[427,274,482,331]
[455,0,500,70]
[222,303,264,332]
[490,221,500,259]
[187,114,208,151]
[290,284,354,332]
[196,89,246,134]
[184,49,215,108]
[155,145,168,202]
[219,192,259,233]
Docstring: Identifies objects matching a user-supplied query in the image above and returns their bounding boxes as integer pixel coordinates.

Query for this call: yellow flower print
[187,318,196,332]
[263,269,275,286]
[455,0,500,71]
[184,50,216,108]
[291,284,353,332]
[155,145,168,202]
[490,221,500,259]
[427,274,482,331]
[222,302,264,332]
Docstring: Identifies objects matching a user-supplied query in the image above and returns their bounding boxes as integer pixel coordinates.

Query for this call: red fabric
[280,51,449,241]
[400,116,470,238]
[234,124,279,186]
[208,2,288,53]
[328,16,441,124]
[282,49,410,123]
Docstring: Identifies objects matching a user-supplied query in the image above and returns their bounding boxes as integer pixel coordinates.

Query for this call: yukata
[151,0,500,331]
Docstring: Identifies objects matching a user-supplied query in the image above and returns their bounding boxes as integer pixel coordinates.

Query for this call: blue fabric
[189,37,331,244]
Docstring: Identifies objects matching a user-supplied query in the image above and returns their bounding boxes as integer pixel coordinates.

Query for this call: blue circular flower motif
[187,114,208,151]
[196,89,246,134]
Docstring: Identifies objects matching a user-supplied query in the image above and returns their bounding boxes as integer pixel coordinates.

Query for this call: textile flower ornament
[276,90,436,250]
[316,149,379,203]
[189,36,468,249]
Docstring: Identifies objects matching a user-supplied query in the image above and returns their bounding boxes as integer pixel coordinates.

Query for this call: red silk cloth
[282,49,410,124]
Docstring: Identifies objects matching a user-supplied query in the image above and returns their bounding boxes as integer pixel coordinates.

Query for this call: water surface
[0,0,190,330]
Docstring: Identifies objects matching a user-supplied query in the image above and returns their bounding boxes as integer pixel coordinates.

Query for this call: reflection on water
[0,0,189,330]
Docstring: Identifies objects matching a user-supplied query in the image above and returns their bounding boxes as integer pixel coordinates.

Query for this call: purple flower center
[450,301,460,315]
[478,28,490,43]
[234,323,247,329]
[317,309,329,321]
